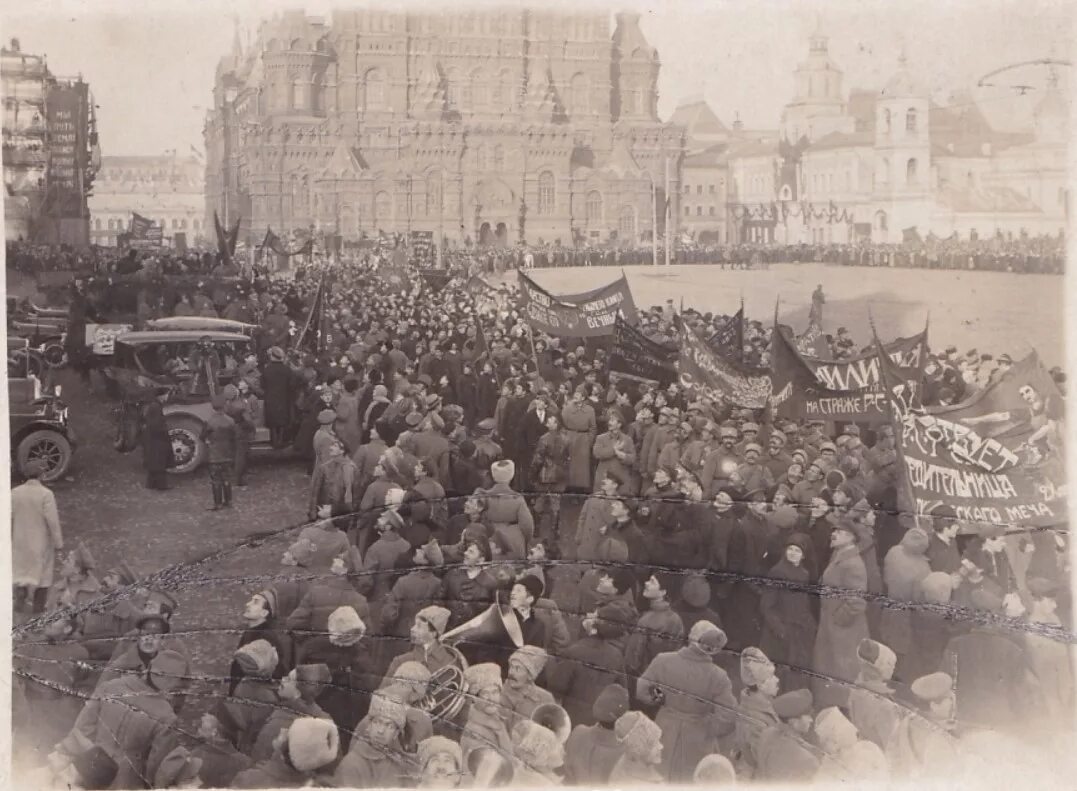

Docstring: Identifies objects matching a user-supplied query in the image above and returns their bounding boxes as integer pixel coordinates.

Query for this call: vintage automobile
[7,297,68,368]
[107,329,273,474]
[8,337,75,481]
[144,316,258,334]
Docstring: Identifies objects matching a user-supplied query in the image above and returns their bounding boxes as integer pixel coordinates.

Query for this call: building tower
[872,50,931,243]
[610,12,659,122]
[780,19,848,142]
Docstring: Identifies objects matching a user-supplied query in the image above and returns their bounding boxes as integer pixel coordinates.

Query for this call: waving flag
[707,302,744,361]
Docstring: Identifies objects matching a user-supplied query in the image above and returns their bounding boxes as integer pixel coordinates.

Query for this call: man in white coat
[12,460,63,616]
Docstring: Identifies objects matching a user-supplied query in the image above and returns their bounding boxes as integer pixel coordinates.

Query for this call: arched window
[618,206,636,239]
[906,108,917,133]
[94,218,102,230]
[879,157,890,185]
[180,218,188,229]
[538,171,555,215]
[696,206,703,216]
[364,69,386,111]
[570,73,588,114]
[312,74,325,114]
[374,191,392,222]
[883,109,892,134]
[906,158,918,184]
[875,210,888,231]
[586,190,603,225]
[107,218,115,230]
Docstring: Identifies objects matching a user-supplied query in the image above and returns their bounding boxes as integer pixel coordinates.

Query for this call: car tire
[41,341,67,368]
[17,429,72,482]
[166,416,207,474]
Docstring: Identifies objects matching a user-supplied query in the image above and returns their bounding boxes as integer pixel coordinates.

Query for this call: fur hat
[614,711,663,757]
[475,418,496,434]
[516,573,545,601]
[693,754,736,784]
[317,409,337,425]
[911,672,954,703]
[740,646,776,687]
[417,736,462,770]
[511,720,564,770]
[464,662,503,694]
[491,459,515,484]
[681,574,711,608]
[269,346,286,362]
[509,645,549,681]
[327,606,366,637]
[689,620,728,652]
[916,572,953,604]
[389,660,433,690]
[773,689,814,719]
[593,683,630,724]
[288,717,340,773]
[153,746,203,788]
[857,638,897,680]
[368,693,409,729]
[234,639,279,678]
[814,707,858,751]
[416,605,451,636]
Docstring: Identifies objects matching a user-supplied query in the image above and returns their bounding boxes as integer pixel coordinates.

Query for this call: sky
[4,0,1074,157]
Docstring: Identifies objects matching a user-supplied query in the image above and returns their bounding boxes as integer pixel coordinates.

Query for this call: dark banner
[410,230,434,258]
[556,274,640,327]
[46,82,88,217]
[679,325,772,408]
[466,275,498,297]
[885,351,1066,530]
[707,306,744,361]
[610,316,677,385]
[771,325,927,422]
[419,269,452,291]
[130,213,153,239]
[517,272,636,337]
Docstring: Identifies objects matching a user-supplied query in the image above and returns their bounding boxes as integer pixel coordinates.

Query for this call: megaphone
[467,747,515,788]
[530,703,572,744]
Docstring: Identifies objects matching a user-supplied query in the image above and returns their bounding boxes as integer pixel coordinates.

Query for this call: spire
[809,14,827,53]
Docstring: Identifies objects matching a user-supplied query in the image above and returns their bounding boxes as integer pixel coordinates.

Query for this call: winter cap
[740,646,777,687]
[689,620,728,652]
[234,639,279,678]
[368,693,409,729]
[153,746,203,788]
[614,711,662,757]
[389,661,433,689]
[327,606,366,637]
[515,573,545,601]
[491,459,515,484]
[744,442,762,455]
[511,720,564,770]
[417,736,462,770]
[295,663,331,700]
[222,383,239,400]
[693,754,736,784]
[317,409,337,425]
[596,600,633,640]
[464,662,503,694]
[742,422,760,433]
[509,645,549,681]
[288,717,340,772]
[681,574,711,608]
[773,689,814,720]
[405,411,424,428]
[856,638,897,681]
[416,605,451,636]
[911,672,954,703]
[285,537,317,566]
[593,683,630,724]
[814,707,858,750]
[372,384,388,398]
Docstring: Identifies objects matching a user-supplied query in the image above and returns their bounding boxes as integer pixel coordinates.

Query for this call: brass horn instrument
[530,702,572,744]
[417,642,469,723]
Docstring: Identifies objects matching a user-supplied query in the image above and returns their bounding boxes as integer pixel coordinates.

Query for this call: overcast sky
[5,0,1073,157]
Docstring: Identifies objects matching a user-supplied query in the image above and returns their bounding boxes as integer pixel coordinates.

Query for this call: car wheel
[17,429,72,482]
[41,341,67,368]
[166,417,207,474]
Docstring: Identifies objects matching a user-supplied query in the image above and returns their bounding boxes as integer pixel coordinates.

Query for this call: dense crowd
[10,248,1073,790]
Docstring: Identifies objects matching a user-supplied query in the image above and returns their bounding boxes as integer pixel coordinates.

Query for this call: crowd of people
[10,245,1074,790]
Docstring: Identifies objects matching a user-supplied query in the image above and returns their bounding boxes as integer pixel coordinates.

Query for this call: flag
[881,347,1066,531]
[679,323,771,409]
[610,316,677,385]
[296,274,328,355]
[518,271,638,337]
[707,303,744,361]
[771,317,928,423]
[214,211,231,264]
[130,212,153,239]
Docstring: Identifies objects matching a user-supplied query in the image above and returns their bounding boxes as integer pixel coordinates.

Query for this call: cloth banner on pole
[771,324,928,422]
[517,271,632,337]
[130,213,153,239]
[883,349,1066,531]
[707,304,744,361]
[555,274,640,327]
[679,324,771,408]
[610,316,678,385]
[419,269,453,291]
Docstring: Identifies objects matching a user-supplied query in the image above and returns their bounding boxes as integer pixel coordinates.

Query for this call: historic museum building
[204,9,686,247]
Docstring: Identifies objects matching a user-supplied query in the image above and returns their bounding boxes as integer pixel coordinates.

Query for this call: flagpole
[664,156,671,268]
[651,179,658,267]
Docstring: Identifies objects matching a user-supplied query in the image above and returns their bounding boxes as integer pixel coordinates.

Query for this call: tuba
[530,703,572,744]
[418,642,469,723]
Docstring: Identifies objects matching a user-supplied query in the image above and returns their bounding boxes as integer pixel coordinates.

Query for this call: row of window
[881,108,918,134]
[93,217,201,231]
[684,205,719,217]
[683,183,722,195]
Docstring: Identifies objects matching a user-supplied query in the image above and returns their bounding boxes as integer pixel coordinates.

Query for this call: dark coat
[261,361,294,429]
[759,556,817,690]
[141,400,172,472]
[547,635,629,727]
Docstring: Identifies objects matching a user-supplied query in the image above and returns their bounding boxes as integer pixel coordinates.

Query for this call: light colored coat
[812,543,870,709]
[12,479,63,588]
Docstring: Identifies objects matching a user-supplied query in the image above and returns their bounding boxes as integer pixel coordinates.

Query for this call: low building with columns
[204,9,685,248]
